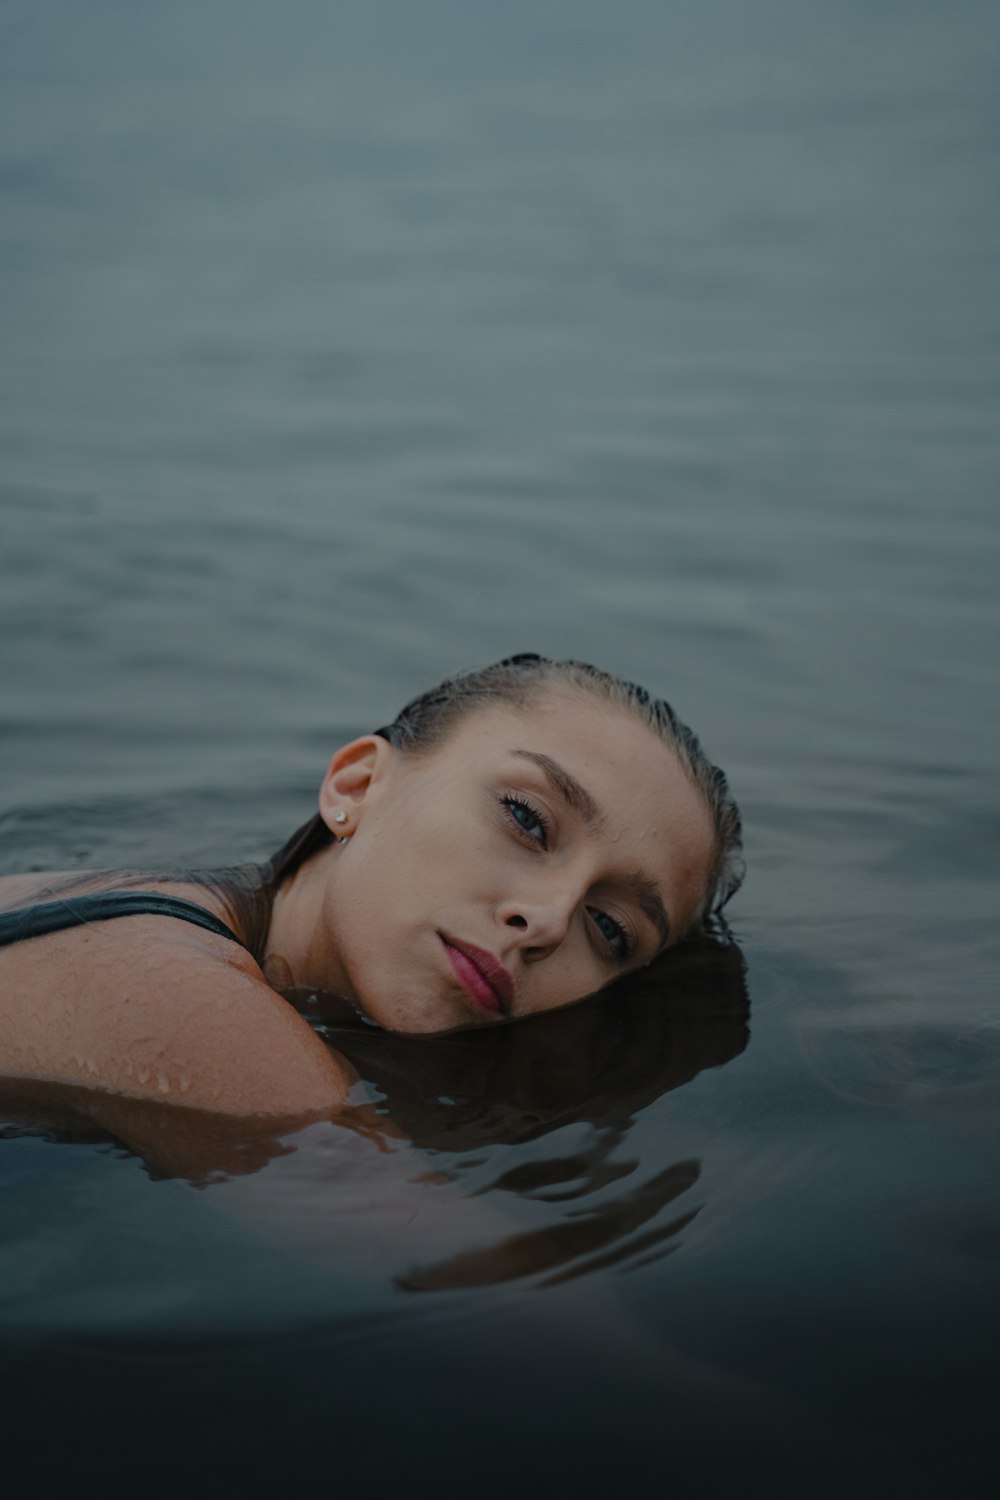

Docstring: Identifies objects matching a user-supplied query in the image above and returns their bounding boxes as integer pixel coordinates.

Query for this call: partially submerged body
[0,656,744,1153]
[0,868,355,1120]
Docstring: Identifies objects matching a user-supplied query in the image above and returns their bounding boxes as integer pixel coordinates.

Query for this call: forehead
[434,690,716,932]
[442,688,670,773]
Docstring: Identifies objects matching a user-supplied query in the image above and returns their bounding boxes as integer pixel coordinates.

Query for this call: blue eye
[502,795,549,848]
[588,907,632,962]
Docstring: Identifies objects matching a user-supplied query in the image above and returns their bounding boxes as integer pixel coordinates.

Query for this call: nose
[496,888,577,960]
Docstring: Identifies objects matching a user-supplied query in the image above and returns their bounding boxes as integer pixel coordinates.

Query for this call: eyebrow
[510,749,603,827]
[510,748,672,948]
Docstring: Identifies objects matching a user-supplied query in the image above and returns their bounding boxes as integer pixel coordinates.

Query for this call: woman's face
[305,690,717,1034]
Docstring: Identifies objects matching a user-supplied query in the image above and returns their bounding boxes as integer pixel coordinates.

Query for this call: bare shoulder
[0,869,84,908]
[124,930,358,1116]
[0,917,355,1118]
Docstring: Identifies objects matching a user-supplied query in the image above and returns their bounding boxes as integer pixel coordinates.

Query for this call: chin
[352,982,458,1036]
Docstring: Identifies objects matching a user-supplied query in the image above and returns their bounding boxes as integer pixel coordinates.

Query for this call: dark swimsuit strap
[0,891,247,950]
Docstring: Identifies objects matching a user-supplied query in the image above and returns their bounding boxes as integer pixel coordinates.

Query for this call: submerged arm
[0,917,355,1121]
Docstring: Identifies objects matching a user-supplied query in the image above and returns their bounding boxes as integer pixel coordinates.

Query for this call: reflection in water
[397,1159,702,1291]
[0,1079,312,1182]
[328,937,749,1289]
[328,936,749,1153]
[1,939,748,1295]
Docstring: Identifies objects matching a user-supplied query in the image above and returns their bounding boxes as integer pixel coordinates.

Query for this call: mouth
[439,934,514,1018]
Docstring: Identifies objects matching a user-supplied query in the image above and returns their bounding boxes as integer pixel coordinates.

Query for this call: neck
[263,846,349,998]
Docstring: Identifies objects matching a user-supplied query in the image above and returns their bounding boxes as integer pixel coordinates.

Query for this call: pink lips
[440,935,514,1017]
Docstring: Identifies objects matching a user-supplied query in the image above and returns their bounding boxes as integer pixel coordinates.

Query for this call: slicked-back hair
[372,653,744,934]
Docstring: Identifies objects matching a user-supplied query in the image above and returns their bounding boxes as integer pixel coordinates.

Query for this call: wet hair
[271,653,743,937]
[271,651,743,930]
[17,656,740,978]
[373,653,744,932]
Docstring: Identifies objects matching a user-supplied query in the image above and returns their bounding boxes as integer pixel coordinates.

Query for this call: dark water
[1,1,998,1493]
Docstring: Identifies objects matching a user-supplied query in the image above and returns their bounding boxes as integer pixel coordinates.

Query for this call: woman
[0,654,744,1126]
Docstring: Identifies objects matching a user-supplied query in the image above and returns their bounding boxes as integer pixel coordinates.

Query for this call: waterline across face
[290,691,717,1034]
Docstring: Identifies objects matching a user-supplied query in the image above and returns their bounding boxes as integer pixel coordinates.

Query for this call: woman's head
[265,654,743,1035]
[374,654,744,922]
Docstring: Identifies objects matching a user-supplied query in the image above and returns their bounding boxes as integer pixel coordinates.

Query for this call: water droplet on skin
[179,1074,191,1094]
[137,1066,150,1085]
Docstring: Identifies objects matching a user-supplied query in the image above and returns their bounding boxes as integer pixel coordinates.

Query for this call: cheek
[381,787,497,887]
[345,800,482,933]
[525,942,601,1013]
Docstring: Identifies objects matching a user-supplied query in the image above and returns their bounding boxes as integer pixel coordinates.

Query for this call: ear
[317,736,392,835]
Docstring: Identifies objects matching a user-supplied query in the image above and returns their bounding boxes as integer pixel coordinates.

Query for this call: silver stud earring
[333,810,348,825]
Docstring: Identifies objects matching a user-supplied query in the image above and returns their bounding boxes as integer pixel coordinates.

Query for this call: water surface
[1,2,998,1493]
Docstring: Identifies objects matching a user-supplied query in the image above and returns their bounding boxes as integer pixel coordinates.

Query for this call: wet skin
[265,691,716,1034]
[0,691,716,1122]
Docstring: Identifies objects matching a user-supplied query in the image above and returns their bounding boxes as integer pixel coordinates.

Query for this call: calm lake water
[1,1,998,1494]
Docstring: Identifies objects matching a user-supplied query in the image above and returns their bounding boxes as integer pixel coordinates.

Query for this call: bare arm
[0,916,355,1119]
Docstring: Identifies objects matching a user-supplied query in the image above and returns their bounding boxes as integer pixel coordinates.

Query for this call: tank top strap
[0,891,247,950]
